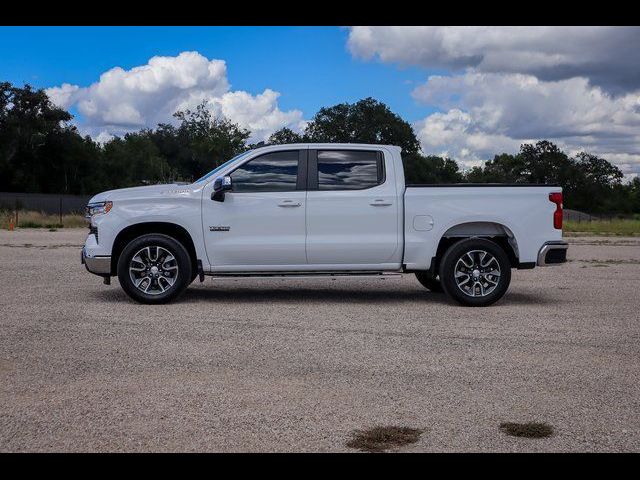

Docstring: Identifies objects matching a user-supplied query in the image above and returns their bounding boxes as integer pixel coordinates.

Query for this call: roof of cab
[248,143,402,152]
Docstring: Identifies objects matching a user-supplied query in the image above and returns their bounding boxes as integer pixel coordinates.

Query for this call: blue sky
[0,26,436,122]
[1,26,638,175]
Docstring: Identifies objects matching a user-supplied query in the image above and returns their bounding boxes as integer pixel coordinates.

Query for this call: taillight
[549,192,563,229]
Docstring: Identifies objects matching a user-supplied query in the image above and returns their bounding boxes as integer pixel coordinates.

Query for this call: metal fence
[0,192,91,216]
[563,208,635,222]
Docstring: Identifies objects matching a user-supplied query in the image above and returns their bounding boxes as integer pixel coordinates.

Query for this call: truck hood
[88,184,194,203]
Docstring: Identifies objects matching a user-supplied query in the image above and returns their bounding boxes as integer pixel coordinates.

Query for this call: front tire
[439,238,511,307]
[117,234,192,304]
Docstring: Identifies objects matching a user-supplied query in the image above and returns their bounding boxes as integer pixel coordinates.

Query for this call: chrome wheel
[128,245,179,295]
[454,250,501,298]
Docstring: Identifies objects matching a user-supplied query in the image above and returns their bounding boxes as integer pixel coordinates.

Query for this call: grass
[564,219,640,236]
[345,426,424,452]
[499,422,554,439]
[1,209,87,230]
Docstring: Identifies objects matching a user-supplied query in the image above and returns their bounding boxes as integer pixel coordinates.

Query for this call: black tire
[439,238,511,307]
[415,272,444,292]
[117,234,192,304]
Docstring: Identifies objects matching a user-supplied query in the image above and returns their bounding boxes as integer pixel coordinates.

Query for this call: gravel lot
[1,229,639,452]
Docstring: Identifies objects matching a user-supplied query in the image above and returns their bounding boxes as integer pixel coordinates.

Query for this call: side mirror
[211,175,232,202]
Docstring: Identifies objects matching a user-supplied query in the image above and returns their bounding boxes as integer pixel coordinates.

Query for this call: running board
[206,271,403,280]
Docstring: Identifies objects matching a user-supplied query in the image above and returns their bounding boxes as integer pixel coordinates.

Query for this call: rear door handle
[278,200,302,207]
[370,199,392,206]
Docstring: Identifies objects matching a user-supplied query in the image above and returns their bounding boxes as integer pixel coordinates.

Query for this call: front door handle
[370,199,392,206]
[278,200,302,207]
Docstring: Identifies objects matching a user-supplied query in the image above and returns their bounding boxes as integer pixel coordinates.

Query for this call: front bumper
[81,247,111,275]
[537,241,569,266]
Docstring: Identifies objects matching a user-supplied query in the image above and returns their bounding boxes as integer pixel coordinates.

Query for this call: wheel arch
[111,222,198,276]
[430,221,519,275]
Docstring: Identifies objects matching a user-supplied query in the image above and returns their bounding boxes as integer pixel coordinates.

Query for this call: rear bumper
[81,247,111,275]
[537,241,568,266]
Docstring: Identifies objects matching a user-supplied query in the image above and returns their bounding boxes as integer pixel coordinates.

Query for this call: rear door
[305,148,400,267]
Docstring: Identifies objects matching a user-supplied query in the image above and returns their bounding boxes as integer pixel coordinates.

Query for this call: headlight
[85,201,113,218]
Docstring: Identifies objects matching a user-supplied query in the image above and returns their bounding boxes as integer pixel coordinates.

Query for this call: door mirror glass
[212,175,232,201]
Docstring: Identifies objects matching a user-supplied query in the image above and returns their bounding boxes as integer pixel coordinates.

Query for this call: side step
[207,272,403,280]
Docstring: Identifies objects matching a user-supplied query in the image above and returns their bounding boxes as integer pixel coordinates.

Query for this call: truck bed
[402,184,563,270]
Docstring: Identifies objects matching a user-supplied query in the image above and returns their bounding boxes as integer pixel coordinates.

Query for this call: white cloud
[46,83,80,109]
[94,131,114,145]
[45,51,304,143]
[411,72,640,174]
[348,26,640,93]
[212,89,305,142]
[413,108,524,168]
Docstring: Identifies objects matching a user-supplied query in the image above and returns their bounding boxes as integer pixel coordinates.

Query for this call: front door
[202,149,307,270]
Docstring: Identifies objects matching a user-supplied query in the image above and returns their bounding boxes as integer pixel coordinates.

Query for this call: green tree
[569,152,624,213]
[304,97,421,155]
[627,177,640,213]
[403,154,463,184]
[150,102,250,181]
[0,82,99,194]
[268,127,304,145]
[102,132,174,188]
[463,141,631,213]
[464,153,526,183]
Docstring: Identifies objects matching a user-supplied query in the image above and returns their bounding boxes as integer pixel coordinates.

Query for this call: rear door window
[316,150,383,190]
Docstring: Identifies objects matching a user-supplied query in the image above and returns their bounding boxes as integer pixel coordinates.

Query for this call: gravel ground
[1,229,639,452]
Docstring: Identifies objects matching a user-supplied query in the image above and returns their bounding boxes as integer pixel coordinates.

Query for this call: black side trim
[296,149,308,191]
[406,183,560,187]
[307,149,318,190]
[197,259,205,282]
[376,151,386,185]
[517,262,536,270]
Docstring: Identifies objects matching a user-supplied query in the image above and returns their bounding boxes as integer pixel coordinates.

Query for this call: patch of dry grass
[1,209,87,229]
[499,422,554,439]
[346,426,424,452]
[572,258,640,265]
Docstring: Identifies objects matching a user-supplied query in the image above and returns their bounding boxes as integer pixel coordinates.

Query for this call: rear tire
[117,234,192,304]
[415,272,444,292]
[439,238,511,307]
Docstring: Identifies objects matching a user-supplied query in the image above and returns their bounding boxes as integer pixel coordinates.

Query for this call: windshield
[193,151,251,183]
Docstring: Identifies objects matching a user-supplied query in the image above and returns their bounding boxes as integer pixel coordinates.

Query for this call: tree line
[1,82,639,214]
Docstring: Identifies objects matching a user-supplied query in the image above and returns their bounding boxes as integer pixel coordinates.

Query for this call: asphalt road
[1,229,639,452]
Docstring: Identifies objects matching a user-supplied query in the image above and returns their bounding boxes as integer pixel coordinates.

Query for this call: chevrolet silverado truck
[81,143,568,306]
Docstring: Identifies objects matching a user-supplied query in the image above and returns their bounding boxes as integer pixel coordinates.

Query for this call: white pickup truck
[81,143,568,306]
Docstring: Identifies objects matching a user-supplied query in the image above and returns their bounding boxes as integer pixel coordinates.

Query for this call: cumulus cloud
[413,108,524,167]
[45,51,304,143]
[348,26,640,176]
[212,89,306,142]
[348,26,640,93]
[411,72,640,174]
